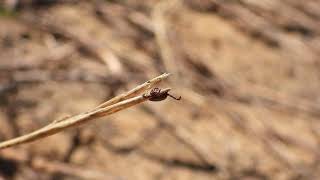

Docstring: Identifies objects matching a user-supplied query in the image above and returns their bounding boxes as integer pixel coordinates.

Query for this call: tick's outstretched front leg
[168,94,181,100]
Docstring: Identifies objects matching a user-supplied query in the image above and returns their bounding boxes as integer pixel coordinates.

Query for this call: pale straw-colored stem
[0,73,170,149]
[95,72,170,109]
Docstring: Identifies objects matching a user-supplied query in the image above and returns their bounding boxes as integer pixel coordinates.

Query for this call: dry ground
[1,0,320,179]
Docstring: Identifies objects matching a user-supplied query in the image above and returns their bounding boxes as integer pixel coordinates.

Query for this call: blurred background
[1,0,320,179]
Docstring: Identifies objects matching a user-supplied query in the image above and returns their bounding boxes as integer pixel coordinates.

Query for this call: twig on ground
[152,0,182,78]
[141,105,215,168]
[1,148,122,180]
[0,73,170,149]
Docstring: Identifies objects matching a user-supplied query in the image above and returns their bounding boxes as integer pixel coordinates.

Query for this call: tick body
[145,88,181,102]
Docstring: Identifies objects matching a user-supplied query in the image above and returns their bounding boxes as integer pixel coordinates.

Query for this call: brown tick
[144,88,181,101]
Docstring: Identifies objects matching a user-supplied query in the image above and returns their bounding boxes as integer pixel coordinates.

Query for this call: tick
[145,88,181,101]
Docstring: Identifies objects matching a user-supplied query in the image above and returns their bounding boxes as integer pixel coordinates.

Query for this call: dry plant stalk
[0,73,170,150]
[152,0,182,79]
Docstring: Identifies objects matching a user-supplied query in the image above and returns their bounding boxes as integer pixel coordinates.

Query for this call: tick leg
[168,94,181,100]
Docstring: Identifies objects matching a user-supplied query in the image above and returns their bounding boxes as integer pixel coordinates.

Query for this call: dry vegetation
[0,0,320,179]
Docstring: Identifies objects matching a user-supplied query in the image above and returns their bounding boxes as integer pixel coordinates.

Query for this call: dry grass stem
[95,72,170,109]
[0,73,170,150]
[152,0,182,79]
